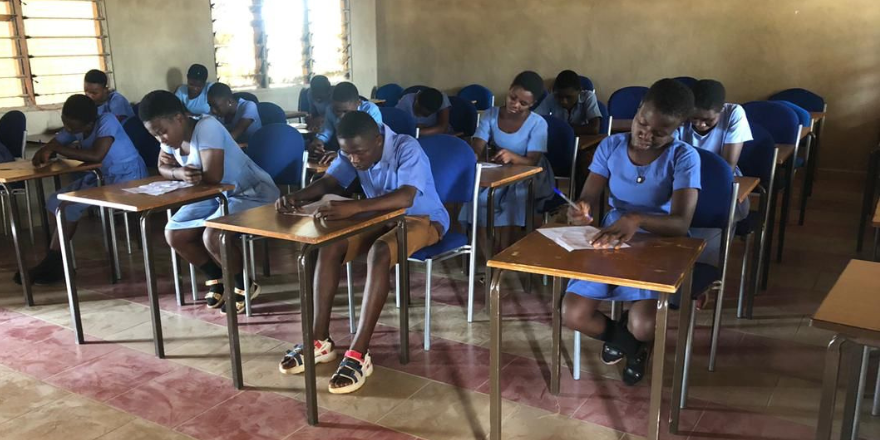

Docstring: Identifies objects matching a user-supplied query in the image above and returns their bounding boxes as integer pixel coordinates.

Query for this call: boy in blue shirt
[83,69,135,124]
[276,111,448,394]
[534,69,602,136]
[174,64,214,115]
[395,87,451,136]
[306,75,332,131]
[311,82,382,165]
[207,82,262,143]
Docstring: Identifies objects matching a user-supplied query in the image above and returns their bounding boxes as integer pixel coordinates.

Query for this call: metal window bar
[31,70,113,77]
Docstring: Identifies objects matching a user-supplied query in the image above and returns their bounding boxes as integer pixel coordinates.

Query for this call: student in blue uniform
[395,87,451,136]
[534,69,602,136]
[83,69,135,123]
[174,64,214,116]
[460,70,555,254]
[677,79,752,221]
[311,82,383,165]
[207,82,262,143]
[563,79,699,386]
[0,140,12,163]
[276,111,447,394]
[139,90,280,314]
[14,94,148,285]
[306,75,332,131]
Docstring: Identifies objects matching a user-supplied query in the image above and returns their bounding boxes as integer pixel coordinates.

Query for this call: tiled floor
[0,174,878,440]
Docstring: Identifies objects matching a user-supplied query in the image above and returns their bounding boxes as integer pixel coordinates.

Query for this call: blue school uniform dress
[534,90,602,126]
[308,87,332,117]
[395,92,452,132]
[97,91,135,124]
[326,124,450,234]
[164,116,279,230]
[174,82,214,115]
[315,100,383,145]
[46,113,148,221]
[222,98,262,143]
[459,107,556,227]
[566,134,701,301]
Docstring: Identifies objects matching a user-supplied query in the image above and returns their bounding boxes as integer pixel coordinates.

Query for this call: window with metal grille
[0,0,112,109]
[210,0,349,90]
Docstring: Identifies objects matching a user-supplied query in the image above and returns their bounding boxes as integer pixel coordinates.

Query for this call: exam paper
[282,194,353,217]
[478,162,503,169]
[122,181,194,196]
[538,226,631,251]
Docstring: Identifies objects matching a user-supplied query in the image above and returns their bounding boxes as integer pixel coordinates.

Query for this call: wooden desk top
[479,164,543,188]
[873,200,880,227]
[370,99,386,105]
[610,119,632,133]
[810,111,826,122]
[487,228,705,293]
[811,260,880,341]
[285,110,308,120]
[777,144,795,165]
[0,159,101,184]
[57,175,233,212]
[578,134,608,151]
[734,176,760,203]
[26,132,57,145]
[205,204,405,245]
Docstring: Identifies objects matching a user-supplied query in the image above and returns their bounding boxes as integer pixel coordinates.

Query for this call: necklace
[635,165,646,184]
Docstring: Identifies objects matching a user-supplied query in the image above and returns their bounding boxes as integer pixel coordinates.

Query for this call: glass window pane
[0,97,25,108]
[21,0,96,19]
[22,19,99,38]
[308,0,346,82]
[0,78,23,94]
[263,0,305,87]
[212,0,258,89]
[30,55,103,75]
[26,37,101,57]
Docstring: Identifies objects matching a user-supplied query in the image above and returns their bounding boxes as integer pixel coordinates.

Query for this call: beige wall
[375,0,880,173]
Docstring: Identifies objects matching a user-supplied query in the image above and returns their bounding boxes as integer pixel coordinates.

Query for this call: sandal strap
[283,344,305,367]
[205,279,222,287]
[330,357,364,384]
[205,291,223,301]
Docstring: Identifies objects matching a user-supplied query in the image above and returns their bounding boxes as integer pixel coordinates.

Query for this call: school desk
[285,110,308,120]
[803,110,827,225]
[734,176,760,203]
[577,134,607,151]
[812,260,880,440]
[856,147,880,253]
[56,176,232,357]
[205,204,408,426]
[486,230,705,440]
[610,118,633,133]
[0,159,104,305]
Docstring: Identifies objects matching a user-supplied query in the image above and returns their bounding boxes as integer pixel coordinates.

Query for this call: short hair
[337,111,379,140]
[643,78,695,121]
[187,64,208,82]
[207,82,233,100]
[553,70,581,92]
[511,70,545,101]
[310,75,331,94]
[62,94,97,125]
[138,90,186,121]
[84,69,108,87]
[692,79,726,112]
[416,88,443,113]
[331,82,360,103]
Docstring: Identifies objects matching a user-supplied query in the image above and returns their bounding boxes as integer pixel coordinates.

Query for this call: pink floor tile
[364,322,424,368]
[687,403,816,439]
[289,410,417,440]
[0,315,70,345]
[395,337,513,391]
[175,390,309,440]
[0,329,121,379]
[0,306,26,324]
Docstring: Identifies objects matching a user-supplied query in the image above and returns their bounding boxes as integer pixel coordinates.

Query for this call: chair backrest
[774,100,812,128]
[738,124,776,186]
[233,92,259,103]
[457,84,494,111]
[245,124,305,187]
[742,100,799,145]
[597,100,610,135]
[379,107,417,137]
[123,116,160,169]
[674,76,698,88]
[297,87,310,112]
[448,95,477,137]
[608,86,649,119]
[769,88,825,112]
[541,115,576,179]
[531,89,549,111]
[375,83,404,107]
[692,147,735,229]
[417,134,476,204]
[578,75,595,92]
[402,85,430,96]
[0,110,26,158]
[257,101,287,125]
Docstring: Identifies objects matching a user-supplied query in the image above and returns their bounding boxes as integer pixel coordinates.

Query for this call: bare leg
[311,240,348,341]
[203,228,242,274]
[165,228,211,267]
[349,240,393,354]
[627,299,659,342]
[562,293,607,337]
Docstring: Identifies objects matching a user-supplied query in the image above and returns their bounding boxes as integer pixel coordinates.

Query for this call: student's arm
[572,118,601,136]
[229,118,254,142]
[720,142,744,171]
[198,148,224,185]
[418,108,451,136]
[276,174,344,212]
[568,172,606,226]
[592,188,698,248]
[470,137,487,158]
[34,136,112,166]
[316,186,416,221]
[492,149,540,166]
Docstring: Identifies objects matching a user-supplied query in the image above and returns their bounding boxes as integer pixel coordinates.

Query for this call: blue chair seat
[411,231,468,261]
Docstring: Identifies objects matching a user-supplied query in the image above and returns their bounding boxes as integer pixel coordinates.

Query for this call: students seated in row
[174,64,214,116]
[306,75,332,132]
[677,79,752,221]
[207,82,262,143]
[276,111,447,394]
[139,90,279,314]
[563,79,700,386]
[395,87,451,136]
[311,82,382,164]
[14,95,148,285]
[83,69,134,124]
[461,70,556,253]
[534,69,602,136]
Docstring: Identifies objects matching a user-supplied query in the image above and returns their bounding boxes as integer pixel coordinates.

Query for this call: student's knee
[201,228,222,255]
[627,310,656,342]
[562,294,594,333]
[165,229,187,250]
[366,240,392,269]
[317,239,348,264]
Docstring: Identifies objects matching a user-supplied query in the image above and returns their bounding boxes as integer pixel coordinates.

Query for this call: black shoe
[622,344,650,386]
[12,271,24,285]
[601,342,625,365]
[27,251,65,286]
[204,279,224,309]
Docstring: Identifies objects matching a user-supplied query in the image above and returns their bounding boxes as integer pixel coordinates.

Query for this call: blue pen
[553,187,579,210]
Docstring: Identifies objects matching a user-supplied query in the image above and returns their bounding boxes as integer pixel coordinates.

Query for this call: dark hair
[187,64,208,82]
[62,94,97,125]
[553,70,581,92]
[138,90,186,121]
[337,111,379,139]
[207,82,233,100]
[84,69,108,87]
[331,82,360,103]
[310,75,331,94]
[692,79,726,112]
[510,70,545,100]
[643,78,695,121]
[416,88,443,113]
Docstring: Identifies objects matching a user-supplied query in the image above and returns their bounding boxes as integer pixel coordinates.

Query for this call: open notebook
[538,226,631,251]
[122,180,193,196]
[282,194,353,217]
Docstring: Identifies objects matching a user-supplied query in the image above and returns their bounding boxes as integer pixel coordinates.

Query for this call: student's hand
[306,117,324,132]
[592,214,640,249]
[275,194,304,214]
[315,200,360,221]
[310,139,326,156]
[492,149,519,165]
[180,166,203,184]
[567,201,593,226]
[158,153,177,167]
[319,151,337,166]
[31,147,52,167]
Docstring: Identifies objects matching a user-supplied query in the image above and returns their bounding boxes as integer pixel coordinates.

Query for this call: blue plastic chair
[123,116,160,169]
[578,75,595,93]
[597,100,610,135]
[448,95,477,137]
[375,83,404,107]
[531,90,549,111]
[608,86,649,120]
[297,88,310,112]
[774,100,816,226]
[541,115,578,197]
[379,107,418,137]
[402,85,430,96]
[257,101,287,125]
[674,76,698,88]
[769,88,825,113]
[233,91,259,103]
[457,84,494,111]
[0,110,32,240]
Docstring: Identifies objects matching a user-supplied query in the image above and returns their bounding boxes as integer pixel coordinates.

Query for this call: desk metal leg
[816,335,846,439]
[777,158,795,263]
[485,188,495,307]
[4,184,33,306]
[841,345,869,440]
[761,184,779,291]
[396,217,410,364]
[649,289,673,439]
[670,271,693,433]
[34,178,49,246]
[298,244,318,426]
[56,202,83,343]
[102,208,119,284]
[550,276,562,395]
[221,231,243,389]
[524,179,534,294]
[489,269,504,440]
[140,210,164,358]
[108,208,121,281]
[168,211,185,306]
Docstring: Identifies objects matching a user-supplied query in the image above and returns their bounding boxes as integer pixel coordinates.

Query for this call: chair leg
[249,240,257,280]
[124,213,132,254]
[108,209,121,281]
[190,264,199,302]
[70,240,77,270]
[1,192,8,236]
[467,247,476,323]
[610,301,621,321]
[680,299,698,408]
[543,212,550,286]
[708,281,728,371]
[424,259,433,351]
[242,236,252,317]
[872,355,880,416]
[261,240,270,277]
[736,234,751,319]
[573,331,581,380]
[24,182,34,245]
[395,264,401,309]
[346,262,355,334]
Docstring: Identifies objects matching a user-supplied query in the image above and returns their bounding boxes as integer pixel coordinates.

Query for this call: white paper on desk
[478,162,503,169]
[538,226,631,252]
[282,194,352,217]
[122,181,194,196]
